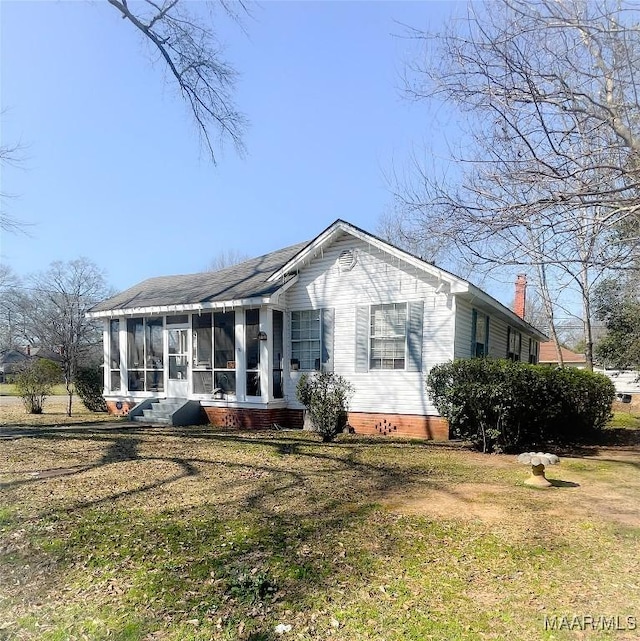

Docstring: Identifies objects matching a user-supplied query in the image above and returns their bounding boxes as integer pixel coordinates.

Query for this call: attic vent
[338,249,357,272]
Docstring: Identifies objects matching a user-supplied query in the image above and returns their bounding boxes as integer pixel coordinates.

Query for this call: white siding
[454,298,538,362]
[283,233,456,415]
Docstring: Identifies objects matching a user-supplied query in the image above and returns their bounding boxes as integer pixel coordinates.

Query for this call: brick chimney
[514,274,527,319]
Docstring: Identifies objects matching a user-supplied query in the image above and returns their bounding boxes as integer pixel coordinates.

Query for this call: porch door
[167,328,189,397]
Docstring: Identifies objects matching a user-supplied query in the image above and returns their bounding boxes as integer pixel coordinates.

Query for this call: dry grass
[0,395,125,427]
[1,425,639,640]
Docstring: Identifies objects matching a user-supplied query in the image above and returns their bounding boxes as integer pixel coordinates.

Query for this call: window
[109,319,121,391]
[507,327,522,362]
[245,309,261,396]
[528,338,539,364]
[370,303,407,370]
[471,309,490,357]
[126,317,164,392]
[291,310,321,370]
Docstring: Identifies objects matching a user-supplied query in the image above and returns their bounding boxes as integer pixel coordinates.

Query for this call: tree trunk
[537,264,564,367]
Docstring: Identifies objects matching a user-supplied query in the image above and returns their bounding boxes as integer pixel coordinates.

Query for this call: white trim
[267,220,469,293]
[87,296,274,319]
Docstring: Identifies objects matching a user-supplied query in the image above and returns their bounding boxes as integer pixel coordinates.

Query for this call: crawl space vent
[338,249,357,272]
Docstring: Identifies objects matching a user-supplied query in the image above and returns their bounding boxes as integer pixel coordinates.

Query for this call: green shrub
[15,358,63,414]
[296,371,354,442]
[75,365,107,412]
[427,359,615,453]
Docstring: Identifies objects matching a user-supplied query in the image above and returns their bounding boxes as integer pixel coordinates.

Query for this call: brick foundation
[347,412,449,441]
[204,407,303,430]
[106,400,136,416]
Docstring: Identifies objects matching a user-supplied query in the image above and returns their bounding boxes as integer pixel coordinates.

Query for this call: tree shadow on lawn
[1,426,489,638]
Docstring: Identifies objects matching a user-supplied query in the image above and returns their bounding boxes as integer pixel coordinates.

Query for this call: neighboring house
[87,220,547,438]
[0,347,62,383]
[0,349,29,383]
[538,342,588,368]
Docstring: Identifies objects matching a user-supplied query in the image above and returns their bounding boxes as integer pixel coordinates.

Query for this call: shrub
[427,359,615,453]
[15,358,62,414]
[75,365,107,412]
[296,371,354,442]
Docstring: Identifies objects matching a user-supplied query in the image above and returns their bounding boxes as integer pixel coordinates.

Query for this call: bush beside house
[296,372,354,442]
[427,359,615,453]
[74,366,108,413]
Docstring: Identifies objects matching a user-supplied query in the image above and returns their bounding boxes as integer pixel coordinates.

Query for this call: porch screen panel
[127,318,145,391]
[273,310,284,398]
[109,319,121,391]
[214,311,236,394]
[193,313,213,394]
[126,317,164,392]
[146,318,164,392]
[245,309,261,396]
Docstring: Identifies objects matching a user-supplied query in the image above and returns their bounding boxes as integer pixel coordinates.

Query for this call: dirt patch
[384,482,512,523]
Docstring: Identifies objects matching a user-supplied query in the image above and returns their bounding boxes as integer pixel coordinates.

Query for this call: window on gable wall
[370,303,407,369]
[471,309,490,357]
[290,309,334,371]
[355,302,423,373]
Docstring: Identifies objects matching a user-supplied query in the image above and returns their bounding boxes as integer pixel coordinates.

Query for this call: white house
[87,220,547,439]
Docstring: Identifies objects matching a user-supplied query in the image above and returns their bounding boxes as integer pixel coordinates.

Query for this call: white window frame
[369,302,408,370]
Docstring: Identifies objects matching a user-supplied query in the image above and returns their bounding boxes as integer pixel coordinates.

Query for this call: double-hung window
[355,302,423,373]
[290,309,334,371]
[370,303,407,370]
[507,327,522,361]
[291,310,321,370]
[471,309,490,357]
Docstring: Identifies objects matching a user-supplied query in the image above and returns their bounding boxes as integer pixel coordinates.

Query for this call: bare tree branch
[388,0,640,369]
[107,0,247,163]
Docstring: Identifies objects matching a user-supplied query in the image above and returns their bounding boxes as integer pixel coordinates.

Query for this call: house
[87,220,547,438]
[538,342,587,368]
[0,347,62,383]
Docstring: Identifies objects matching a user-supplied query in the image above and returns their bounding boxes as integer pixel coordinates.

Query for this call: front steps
[130,398,205,426]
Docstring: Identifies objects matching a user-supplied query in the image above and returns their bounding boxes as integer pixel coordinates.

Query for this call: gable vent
[338,249,357,272]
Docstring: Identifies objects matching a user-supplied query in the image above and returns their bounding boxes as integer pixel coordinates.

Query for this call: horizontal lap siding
[454,298,536,361]
[284,233,455,416]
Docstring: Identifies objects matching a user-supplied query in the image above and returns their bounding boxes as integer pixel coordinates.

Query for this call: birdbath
[516,452,560,488]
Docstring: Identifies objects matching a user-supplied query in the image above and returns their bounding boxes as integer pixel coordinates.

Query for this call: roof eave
[461,284,549,341]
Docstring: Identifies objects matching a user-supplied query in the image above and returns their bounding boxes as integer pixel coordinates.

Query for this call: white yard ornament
[516,452,560,488]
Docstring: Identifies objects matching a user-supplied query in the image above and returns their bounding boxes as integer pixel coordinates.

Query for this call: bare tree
[0,138,29,234]
[23,259,111,416]
[391,0,640,370]
[206,248,250,271]
[0,264,22,350]
[107,0,247,163]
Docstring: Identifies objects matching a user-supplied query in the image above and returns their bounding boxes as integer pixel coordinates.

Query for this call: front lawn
[1,427,639,640]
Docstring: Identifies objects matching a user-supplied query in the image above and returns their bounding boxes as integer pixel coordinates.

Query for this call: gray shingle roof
[90,241,309,313]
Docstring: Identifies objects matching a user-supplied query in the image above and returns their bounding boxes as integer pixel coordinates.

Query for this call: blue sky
[1,1,467,294]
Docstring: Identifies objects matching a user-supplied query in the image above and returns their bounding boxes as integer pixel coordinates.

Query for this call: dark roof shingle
[90,242,308,313]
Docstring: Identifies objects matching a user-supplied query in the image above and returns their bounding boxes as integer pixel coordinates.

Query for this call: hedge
[427,359,615,453]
